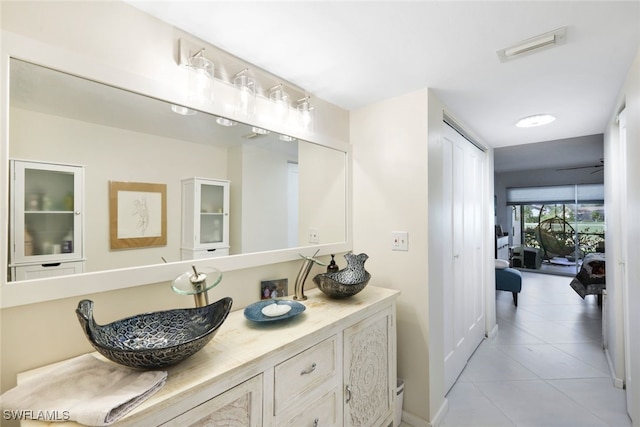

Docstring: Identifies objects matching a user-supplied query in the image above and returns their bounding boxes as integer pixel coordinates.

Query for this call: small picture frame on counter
[261,279,288,300]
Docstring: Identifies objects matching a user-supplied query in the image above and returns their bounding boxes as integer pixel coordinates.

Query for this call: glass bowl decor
[76,297,233,369]
[313,252,371,298]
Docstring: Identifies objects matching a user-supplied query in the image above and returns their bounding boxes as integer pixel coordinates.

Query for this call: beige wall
[1,0,349,393]
[351,89,432,422]
[10,107,229,271]
[351,88,495,425]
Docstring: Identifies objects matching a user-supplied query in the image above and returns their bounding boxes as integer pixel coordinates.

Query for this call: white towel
[0,354,167,426]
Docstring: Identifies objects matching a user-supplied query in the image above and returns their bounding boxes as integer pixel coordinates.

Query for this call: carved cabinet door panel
[162,375,262,427]
[343,307,394,427]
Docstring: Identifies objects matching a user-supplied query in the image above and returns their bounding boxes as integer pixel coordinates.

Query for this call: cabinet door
[198,180,229,247]
[162,375,262,427]
[10,160,83,265]
[343,308,394,427]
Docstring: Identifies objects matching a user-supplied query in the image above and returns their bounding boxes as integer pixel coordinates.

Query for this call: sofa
[495,259,522,306]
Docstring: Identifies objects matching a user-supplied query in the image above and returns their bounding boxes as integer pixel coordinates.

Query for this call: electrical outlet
[308,228,319,244]
[391,231,409,251]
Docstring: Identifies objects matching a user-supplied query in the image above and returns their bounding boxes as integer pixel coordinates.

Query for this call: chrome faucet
[294,250,325,301]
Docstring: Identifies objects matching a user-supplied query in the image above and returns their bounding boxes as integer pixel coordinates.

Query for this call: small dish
[244,300,305,323]
[261,303,292,317]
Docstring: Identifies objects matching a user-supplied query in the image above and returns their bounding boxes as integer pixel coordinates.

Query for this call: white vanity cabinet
[9,160,85,281]
[181,177,230,259]
[18,287,398,427]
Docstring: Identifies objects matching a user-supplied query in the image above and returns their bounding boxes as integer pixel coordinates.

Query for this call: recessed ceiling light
[279,134,296,142]
[516,114,556,128]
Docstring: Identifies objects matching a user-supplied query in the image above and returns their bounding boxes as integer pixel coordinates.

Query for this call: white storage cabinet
[9,160,85,281]
[181,177,230,259]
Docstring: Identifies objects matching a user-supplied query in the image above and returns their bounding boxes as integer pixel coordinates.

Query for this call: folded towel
[0,354,167,426]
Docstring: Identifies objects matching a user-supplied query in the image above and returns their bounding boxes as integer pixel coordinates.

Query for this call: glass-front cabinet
[9,160,85,281]
[181,178,230,259]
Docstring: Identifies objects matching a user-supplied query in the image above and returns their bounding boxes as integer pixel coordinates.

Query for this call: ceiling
[125,1,639,168]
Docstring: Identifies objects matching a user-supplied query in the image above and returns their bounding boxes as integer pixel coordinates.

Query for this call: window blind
[506,184,604,205]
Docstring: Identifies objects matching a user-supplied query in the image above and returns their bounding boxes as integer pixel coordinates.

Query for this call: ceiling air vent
[497,27,567,62]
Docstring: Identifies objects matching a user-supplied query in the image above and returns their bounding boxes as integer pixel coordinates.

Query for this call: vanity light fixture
[296,96,313,133]
[186,48,215,104]
[170,104,197,116]
[515,114,556,128]
[234,68,256,118]
[279,134,296,142]
[216,117,237,127]
[269,84,290,124]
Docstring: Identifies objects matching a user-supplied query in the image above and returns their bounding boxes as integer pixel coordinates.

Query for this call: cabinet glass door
[12,161,83,264]
[199,183,225,245]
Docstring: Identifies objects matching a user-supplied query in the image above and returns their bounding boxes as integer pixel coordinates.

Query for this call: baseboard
[400,398,449,427]
[487,323,499,339]
[604,347,625,389]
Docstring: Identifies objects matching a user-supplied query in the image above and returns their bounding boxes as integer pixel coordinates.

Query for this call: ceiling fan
[556,158,604,174]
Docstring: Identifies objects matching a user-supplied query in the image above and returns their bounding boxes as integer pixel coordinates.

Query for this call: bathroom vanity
[18,286,398,427]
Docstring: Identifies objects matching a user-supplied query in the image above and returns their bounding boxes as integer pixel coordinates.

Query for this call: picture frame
[109,181,167,250]
[260,278,289,300]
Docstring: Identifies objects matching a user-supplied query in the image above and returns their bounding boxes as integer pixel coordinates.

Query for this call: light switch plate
[392,231,409,251]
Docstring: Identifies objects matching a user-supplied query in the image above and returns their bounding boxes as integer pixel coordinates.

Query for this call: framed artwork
[109,181,167,249]
[260,278,289,300]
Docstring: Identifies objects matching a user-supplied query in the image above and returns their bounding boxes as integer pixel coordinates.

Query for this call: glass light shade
[269,85,290,124]
[297,97,313,133]
[216,117,237,127]
[279,134,296,142]
[170,104,197,116]
[234,70,256,118]
[187,54,215,104]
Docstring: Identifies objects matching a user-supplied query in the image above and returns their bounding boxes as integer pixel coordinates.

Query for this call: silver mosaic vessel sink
[76,297,232,369]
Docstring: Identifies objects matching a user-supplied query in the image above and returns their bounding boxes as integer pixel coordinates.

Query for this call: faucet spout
[294,251,325,301]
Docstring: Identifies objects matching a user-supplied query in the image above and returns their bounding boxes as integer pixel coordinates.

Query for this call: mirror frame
[0,31,352,308]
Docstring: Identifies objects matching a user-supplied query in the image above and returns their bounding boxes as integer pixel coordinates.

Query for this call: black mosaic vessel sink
[313,253,371,298]
[76,297,233,369]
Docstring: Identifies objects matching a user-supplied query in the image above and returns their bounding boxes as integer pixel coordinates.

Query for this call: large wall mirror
[5,58,347,287]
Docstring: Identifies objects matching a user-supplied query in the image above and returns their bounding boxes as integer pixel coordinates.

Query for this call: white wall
[237,143,293,253]
[0,0,349,393]
[604,47,640,419]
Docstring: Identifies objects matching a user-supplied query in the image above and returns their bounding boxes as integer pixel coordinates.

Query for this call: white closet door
[443,123,486,393]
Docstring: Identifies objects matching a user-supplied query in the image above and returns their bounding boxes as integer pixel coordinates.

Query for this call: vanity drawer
[274,335,337,413]
[279,388,339,427]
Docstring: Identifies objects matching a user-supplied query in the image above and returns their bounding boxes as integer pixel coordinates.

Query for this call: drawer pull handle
[313,417,319,427]
[345,385,352,403]
[300,362,317,375]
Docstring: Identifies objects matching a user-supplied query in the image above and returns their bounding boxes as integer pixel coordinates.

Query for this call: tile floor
[435,271,631,427]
